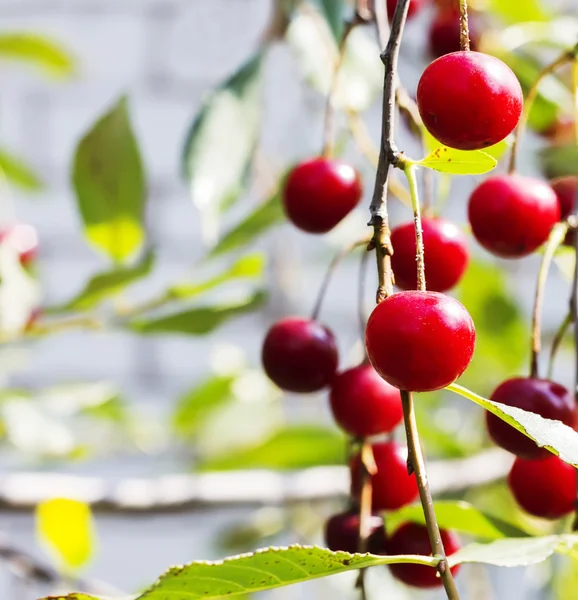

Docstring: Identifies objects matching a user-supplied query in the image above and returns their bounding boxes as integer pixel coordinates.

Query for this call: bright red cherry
[0,224,38,267]
[365,291,475,392]
[486,378,577,460]
[428,10,480,58]
[508,455,576,519]
[282,158,362,234]
[391,218,469,292]
[329,364,403,438]
[417,51,523,150]
[468,174,560,258]
[387,0,426,21]
[387,523,461,588]
[324,510,386,554]
[262,317,338,393]
[350,441,419,511]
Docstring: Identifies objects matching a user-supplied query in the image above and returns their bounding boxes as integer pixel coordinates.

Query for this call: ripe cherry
[329,364,403,438]
[350,441,418,511]
[387,522,461,588]
[468,174,560,258]
[417,51,523,150]
[282,158,362,234]
[365,291,475,392]
[262,317,338,393]
[0,224,38,267]
[391,218,469,292]
[428,10,480,58]
[551,176,578,219]
[508,455,575,519]
[486,378,577,460]
[324,510,386,554]
[387,0,426,21]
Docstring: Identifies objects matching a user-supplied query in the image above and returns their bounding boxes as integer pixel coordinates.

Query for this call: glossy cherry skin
[468,174,560,258]
[417,51,523,150]
[428,10,480,58]
[486,378,577,460]
[0,224,38,266]
[350,441,418,511]
[365,291,475,392]
[387,0,426,21]
[324,511,387,554]
[329,364,403,437]
[282,158,362,234]
[391,218,469,292]
[262,318,338,393]
[508,455,576,519]
[387,523,461,588]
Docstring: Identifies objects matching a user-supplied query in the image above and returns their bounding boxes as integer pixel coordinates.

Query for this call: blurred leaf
[53,250,155,313]
[494,19,578,53]
[315,0,345,41]
[422,128,509,163]
[0,148,43,191]
[173,375,235,437]
[553,246,575,281]
[486,0,550,23]
[36,498,94,572]
[417,147,497,175]
[171,253,265,298]
[555,556,578,600]
[386,501,530,541]
[128,290,267,335]
[182,52,264,241]
[218,508,285,553]
[0,33,74,77]
[210,191,284,257]
[541,144,578,179]
[73,96,146,263]
[199,425,346,470]
[448,383,578,466]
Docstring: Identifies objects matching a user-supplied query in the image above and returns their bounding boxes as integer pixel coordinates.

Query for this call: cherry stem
[355,441,376,597]
[401,391,460,599]
[508,51,574,174]
[310,237,372,322]
[358,244,371,345]
[548,311,572,379]
[459,0,470,52]
[530,222,569,378]
[404,162,426,292]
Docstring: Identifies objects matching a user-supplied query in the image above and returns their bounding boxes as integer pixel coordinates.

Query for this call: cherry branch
[459,0,470,51]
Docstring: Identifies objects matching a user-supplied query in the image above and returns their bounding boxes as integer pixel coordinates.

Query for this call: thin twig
[355,442,376,598]
[459,0,470,51]
[358,245,370,344]
[548,311,573,379]
[404,163,426,291]
[401,391,460,599]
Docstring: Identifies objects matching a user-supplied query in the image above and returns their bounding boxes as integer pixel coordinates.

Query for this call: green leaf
[52,250,155,313]
[417,147,497,175]
[128,290,267,336]
[448,383,578,466]
[422,128,509,163]
[0,148,43,191]
[315,0,345,41]
[486,0,550,23]
[199,425,347,471]
[72,96,146,263]
[0,33,74,77]
[387,501,530,541]
[553,246,576,282]
[541,144,578,180]
[36,498,95,572]
[210,191,284,257]
[182,52,264,235]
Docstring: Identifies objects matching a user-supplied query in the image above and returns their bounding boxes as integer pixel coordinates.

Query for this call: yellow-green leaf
[417,147,497,175]
[0,33,74,77]
[0,148,43,191]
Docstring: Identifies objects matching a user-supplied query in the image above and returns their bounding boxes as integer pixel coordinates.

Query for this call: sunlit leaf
[422,128,509,163]
[486,0,550,23]
[493,19,578,52]
[0,148,43,191]
[72,96,146,263]
[417,147,497,175]
[0,33,74,77]
[448,383,578,466]
[36,498,94,572]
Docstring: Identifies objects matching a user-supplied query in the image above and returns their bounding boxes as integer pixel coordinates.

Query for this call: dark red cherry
[262,317,338,393]
[468,174,560,258]
[417,51,523,150]
[350,441,419,511]
[282,158,362,234]
[329,364,403,438]
[324,510,386,554]
[0,224,38,266]
[486,378,577,460]
[387,0,426,21]
[387,522,461,588]
[508,455,576,519]
[365,291,475,392]
[428,9,480,58]
[391,218,469,292]
[551,175,578,219]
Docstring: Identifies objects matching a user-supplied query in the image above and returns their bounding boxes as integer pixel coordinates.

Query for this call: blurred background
[0,0,576,599]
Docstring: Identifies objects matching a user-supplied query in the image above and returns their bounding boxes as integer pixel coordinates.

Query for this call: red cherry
[417,51,523,150]
[262,317,338,393]
[551,176,578,220]
[365,291,475,392]
[387,522,461,588]
[324,511,386,554]
[508,455,576,519]
[329,364,403,438]
[391,218,469,292]
[387,0,426,21]
[282,158,362,234]
[0,224,38,267]
[468,174,560,258]
[350,441,419,511]
[486,378,577,460]
[428,10,480,58]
